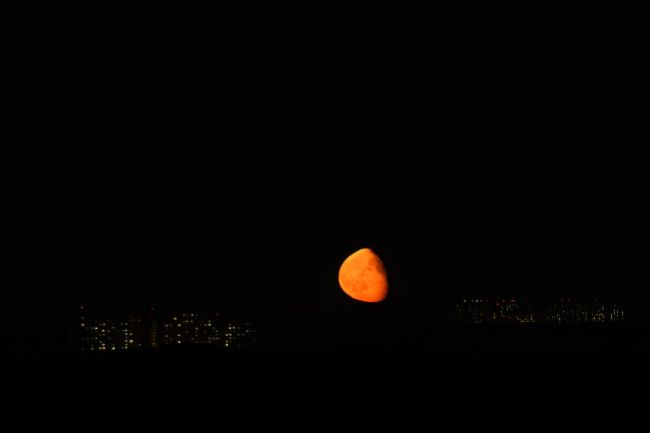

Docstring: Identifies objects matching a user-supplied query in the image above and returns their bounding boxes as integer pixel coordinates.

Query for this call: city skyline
[76,307,256,352]
[55,295,641,355]
[457,297,632,324]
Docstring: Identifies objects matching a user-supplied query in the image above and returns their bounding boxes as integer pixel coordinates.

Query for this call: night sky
[3,0,646,332]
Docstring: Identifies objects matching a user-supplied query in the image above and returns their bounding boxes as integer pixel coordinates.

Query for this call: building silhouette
[160,312,255,348]
[457,299,493,324]
[494,299,535,323]
[457,298,631,324]
[544,299,629,324]
[457,298,535,323]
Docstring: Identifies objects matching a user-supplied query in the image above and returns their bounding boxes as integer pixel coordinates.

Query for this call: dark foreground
[4,341,649,433]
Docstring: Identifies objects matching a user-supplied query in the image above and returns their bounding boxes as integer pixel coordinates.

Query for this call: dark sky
[3,0,646,331]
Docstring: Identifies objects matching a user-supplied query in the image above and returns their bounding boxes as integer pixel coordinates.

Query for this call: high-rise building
[148,308,159,348]
[608,304,627,322]
[544,298,628,324]
[79,314,144,351]
[494,299,535,323]
[457,299,536,324]
[159,312,255,348]
[457,299,493,324]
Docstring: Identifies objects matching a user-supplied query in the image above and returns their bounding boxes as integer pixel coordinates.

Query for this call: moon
[338,248,389,303]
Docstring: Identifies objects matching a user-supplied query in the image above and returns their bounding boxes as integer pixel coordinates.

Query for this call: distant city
[457,298,630,324]
[64,298,637,353]
[73,306,256,352]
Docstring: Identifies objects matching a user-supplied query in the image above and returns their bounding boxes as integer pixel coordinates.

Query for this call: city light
[79,309,256,352]
[457,298,630,324]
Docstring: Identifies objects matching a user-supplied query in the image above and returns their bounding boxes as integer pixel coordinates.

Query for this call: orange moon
[338,248,389,303]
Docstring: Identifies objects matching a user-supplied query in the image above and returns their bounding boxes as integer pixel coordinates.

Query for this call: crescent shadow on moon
[338,248,389,303]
